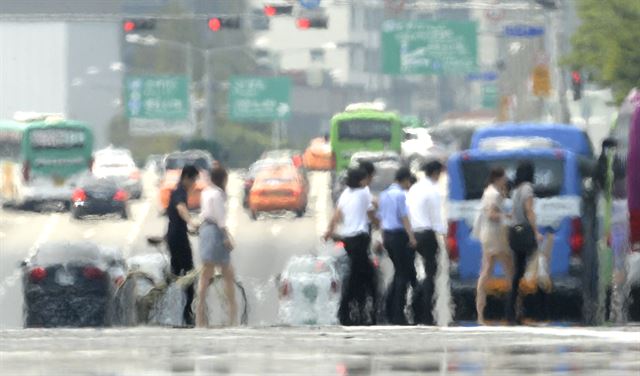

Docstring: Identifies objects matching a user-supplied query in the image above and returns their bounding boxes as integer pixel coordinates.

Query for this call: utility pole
[203,49,215,141]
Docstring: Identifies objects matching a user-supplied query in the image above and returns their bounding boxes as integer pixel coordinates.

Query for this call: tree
[566,0,640,103]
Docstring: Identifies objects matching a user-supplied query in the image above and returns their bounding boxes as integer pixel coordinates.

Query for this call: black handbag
[509,223,537,255]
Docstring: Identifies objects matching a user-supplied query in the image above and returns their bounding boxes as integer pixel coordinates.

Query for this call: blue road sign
[504,25,544,37]
[299,0,321,10]
[466,71,498,82]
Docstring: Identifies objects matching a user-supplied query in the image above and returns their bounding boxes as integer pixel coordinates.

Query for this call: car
[21,241,125,327]
[302,137,334,171]
[401,128,447,172]
[158,150,214,211]
[331,151,403,203]
[70,176,130,220]
[261,149,303,169]
[278,254,342,325]
[248,164,308,219]
[243,158,295,208]
[93,146,143,199]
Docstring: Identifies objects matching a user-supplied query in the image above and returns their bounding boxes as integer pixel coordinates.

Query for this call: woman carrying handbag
[507,161,542,324]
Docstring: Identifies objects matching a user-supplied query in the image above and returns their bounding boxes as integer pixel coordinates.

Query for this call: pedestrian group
[166,158,544,327]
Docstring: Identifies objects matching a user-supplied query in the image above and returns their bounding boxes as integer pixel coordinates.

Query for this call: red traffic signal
[296,18,311,29]
[123,21,136,33]
[122,19,156,33]
[264,4,293,16]
[207,16,241,31]
[295,16,328,29]
[208,18,222,31]
[571,70,582,101]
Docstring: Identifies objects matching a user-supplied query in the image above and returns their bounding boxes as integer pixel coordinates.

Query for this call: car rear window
[461,158,565,199]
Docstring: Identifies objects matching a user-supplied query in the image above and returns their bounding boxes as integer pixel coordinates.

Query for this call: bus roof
[450,147,571,163]
[470,123,593,157]
[0,118,90,132]
[331,109,400,123]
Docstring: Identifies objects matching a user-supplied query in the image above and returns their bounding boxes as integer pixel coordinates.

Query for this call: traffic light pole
[203,49,215,142]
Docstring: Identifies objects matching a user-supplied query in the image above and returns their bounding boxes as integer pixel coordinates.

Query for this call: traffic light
[571,70,582,101]
[263,4,293,16]
[207,16,241,32]
[122,19,156,33]
[295,16,328,29]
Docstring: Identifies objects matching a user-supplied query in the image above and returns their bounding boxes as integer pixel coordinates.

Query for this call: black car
[70,176,130,220]
[22,241,126,327]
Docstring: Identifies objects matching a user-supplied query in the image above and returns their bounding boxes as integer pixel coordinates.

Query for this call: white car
[278,254,343,325]
[93,146,143,199]
[402,128,447,172]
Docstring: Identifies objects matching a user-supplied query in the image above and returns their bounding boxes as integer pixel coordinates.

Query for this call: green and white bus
[0,113,94,208]
[329,103,403,172]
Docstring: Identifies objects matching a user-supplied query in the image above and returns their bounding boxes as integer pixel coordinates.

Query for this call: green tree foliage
[566,0,640,103]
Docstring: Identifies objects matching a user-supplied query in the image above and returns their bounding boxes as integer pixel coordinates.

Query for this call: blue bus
[446,147,591,321]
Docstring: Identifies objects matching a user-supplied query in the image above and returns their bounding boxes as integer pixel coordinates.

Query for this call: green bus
[329,103,403,172]
[0,113,94,208]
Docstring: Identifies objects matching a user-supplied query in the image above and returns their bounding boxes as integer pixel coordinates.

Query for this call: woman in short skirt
[196,166,237,327]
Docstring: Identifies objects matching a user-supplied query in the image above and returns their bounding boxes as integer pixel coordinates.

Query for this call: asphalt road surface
[1,170,639,376]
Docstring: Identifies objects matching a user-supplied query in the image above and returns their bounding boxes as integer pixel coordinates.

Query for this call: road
[0,170,333,328]
[1,169,639,376]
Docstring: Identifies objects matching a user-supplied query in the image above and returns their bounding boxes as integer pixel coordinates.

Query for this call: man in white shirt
[324,167,378,325]
[407,160,445,325]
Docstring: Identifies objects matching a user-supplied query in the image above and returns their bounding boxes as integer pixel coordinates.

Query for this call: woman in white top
[196,166,237,327]
[475,167,514,324]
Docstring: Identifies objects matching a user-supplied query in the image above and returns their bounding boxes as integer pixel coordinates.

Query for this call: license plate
[55,269,75,286]
[53,176,65,186]
[303,285,318,302]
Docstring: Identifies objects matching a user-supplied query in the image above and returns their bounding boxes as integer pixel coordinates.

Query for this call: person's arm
[398,193,417,248]
[402,215,417,248]
[323,209,343,240]
[524,192,542,241]
[176,202,196,228]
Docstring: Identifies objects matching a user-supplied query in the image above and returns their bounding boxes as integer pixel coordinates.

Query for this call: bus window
[29,128,86,150]
[461,158,565,200]
[0,131,21,159]
[337,119,392,141]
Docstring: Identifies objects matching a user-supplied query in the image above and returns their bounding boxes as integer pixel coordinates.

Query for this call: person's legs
[221,263,238,326]
[421,231,438,325]
[168,235,195,326]
[476,251,496,324]
[507,249,527,323]
[196,263,215,327]
[385,231,414,325]
[338,236,359,325]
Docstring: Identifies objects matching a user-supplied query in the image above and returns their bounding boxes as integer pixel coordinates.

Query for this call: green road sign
[381,20,478,75]
[125,75,189,120]
[482,84,499,109]
[229,76,291,122]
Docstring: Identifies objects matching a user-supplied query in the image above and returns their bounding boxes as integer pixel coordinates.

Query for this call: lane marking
[124,200,152,257]
[313,172,331,238]
[442,326,639,343]
[83,229,96,239]
[270,224,282,237]
[27,213,61,258]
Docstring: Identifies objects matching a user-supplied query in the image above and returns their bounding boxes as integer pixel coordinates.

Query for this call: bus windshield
[337,119,392,141]
[461,158,565,200]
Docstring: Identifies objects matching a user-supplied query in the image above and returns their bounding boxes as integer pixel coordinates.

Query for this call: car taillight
[253,189,264,196]
[330,280,339,294]
[335,241,345,250]
[83,266,105,280]
[113,189,128,201]
[29,267,47,282]
[72,188,87,202]
[291,187,301,196]
[280,280,291,297]
[22,161,30,182]
[372,256,380,269]
[130,170,141,180]
[570,217,584,256]
[446,221,459,261]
